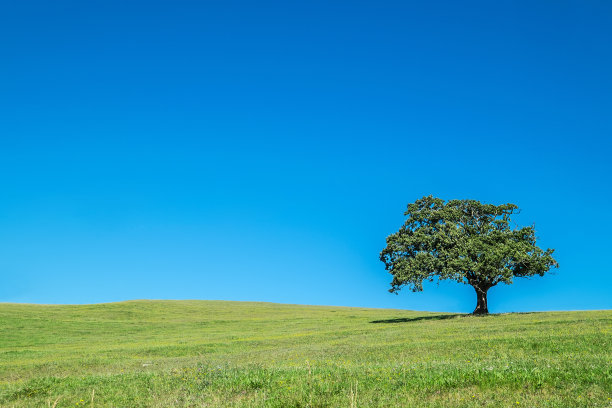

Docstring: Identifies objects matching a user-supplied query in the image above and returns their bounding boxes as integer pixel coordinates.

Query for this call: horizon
[2,0,611,313]
[1,298,609,314]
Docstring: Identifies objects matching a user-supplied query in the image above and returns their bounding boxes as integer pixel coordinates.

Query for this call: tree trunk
[472,286,489,315]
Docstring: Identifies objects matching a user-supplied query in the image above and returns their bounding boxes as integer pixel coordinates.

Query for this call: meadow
[0,300,610,407]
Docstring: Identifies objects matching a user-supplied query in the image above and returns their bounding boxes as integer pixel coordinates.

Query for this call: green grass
[0,300,610,407]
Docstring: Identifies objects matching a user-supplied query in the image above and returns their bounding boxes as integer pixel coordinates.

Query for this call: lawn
[0,300,610,407]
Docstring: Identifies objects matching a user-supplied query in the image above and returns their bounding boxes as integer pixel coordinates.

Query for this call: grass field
[0,300,610,407]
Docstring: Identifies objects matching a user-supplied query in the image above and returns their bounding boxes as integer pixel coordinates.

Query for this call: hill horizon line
[1,298,609,313]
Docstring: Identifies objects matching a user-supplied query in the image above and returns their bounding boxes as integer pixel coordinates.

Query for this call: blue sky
[1,0,611,312]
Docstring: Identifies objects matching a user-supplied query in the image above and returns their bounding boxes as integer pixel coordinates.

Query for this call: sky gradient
[1,0,611,312]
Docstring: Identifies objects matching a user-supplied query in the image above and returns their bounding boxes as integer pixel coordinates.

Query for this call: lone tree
[380,196,558,314]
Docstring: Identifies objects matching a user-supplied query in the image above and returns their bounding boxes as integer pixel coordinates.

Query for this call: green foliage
[0,301,610,407]
[380,196,558,313]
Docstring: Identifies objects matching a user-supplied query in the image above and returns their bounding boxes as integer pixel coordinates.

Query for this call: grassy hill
[0,300,610,407]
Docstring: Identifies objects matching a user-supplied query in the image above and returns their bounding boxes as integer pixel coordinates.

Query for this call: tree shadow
[370,314,464,324]
[370,311,537,324]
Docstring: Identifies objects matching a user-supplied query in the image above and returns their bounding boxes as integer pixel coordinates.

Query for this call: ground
[0,300,610,407]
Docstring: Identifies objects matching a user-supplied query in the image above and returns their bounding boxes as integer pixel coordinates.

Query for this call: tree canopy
[380,196,558,314]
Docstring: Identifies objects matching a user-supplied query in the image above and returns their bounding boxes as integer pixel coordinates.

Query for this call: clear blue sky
[1,0,611,312]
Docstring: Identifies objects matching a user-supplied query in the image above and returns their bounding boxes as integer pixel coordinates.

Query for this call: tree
[380,196,558,314]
